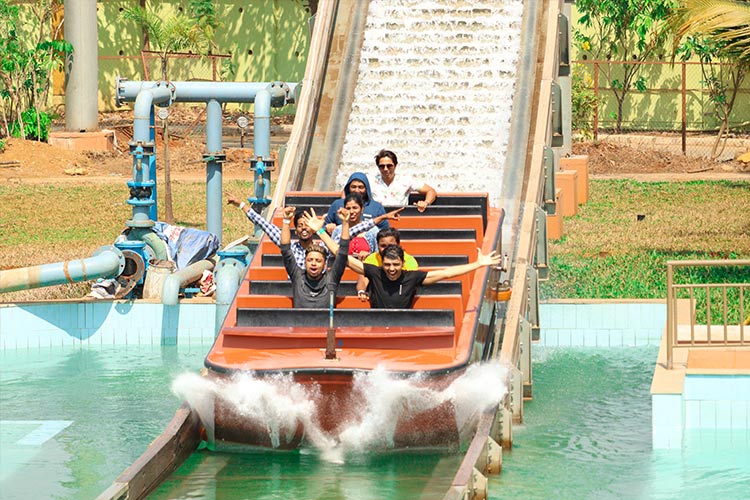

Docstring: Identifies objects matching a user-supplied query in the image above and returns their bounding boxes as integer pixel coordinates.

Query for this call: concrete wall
[0,301,217,350]
[539,300,666,347]
[11,0,312,112]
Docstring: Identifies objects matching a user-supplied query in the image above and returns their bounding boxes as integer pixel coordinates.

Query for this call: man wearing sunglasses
[369,149,437,212]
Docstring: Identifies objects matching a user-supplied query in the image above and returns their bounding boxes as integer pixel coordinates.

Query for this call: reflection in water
[150,448,463,500]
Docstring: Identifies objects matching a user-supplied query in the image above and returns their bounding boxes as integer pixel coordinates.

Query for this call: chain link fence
[573,60,750,160]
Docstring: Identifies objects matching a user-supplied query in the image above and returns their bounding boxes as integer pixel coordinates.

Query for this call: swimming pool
[491,347,750,499]
[0,345,208,499]
[2,319,747,498]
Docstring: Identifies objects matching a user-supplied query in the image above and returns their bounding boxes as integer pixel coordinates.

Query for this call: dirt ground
[1,113,749,183]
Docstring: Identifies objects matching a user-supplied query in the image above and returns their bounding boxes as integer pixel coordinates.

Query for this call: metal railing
[666,259,750,369]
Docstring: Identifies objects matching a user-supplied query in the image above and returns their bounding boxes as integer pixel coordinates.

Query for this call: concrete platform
[651,299,750,448]
[48,130,115,152]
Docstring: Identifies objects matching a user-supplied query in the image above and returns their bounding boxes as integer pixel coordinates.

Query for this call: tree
[671,0,750,159]
[574,0,677,133]
[119,2,216,223]
[0,0,71,141]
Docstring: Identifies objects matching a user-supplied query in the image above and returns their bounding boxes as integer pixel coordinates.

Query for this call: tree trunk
[163,118,174,223]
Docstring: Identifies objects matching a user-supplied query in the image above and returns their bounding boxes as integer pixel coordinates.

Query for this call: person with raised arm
[346,244,501,309]
[279,205,350,308]
[226,192,325,270]
[302,205,404,260]
[354,228,418,302]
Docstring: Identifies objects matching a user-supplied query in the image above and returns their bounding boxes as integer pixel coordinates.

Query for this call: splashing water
[172,362,508,463]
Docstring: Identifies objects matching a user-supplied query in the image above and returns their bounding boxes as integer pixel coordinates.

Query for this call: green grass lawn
[2,177,749,302]
[540,179,750,299]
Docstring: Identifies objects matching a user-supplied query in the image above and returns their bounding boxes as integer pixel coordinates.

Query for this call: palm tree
[120,6,211,80]
[120,5,214,223]
[672,0,750,61]
[671,0,750,158]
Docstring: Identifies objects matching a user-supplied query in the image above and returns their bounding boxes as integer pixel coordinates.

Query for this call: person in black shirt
[345,244,501,309]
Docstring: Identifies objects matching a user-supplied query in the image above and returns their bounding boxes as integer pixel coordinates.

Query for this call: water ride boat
[202,191,505,450]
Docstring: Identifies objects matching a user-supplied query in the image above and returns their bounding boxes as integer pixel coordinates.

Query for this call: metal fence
[666,260,750,369]
[574,60,750,160]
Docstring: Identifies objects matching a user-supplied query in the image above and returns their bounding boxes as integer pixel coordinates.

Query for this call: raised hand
[337,207,351,224]
[476,249,502,267]
[301,209,324,232]
[225,191,242,207]
[385,207,404,220]
[283,206,296,220]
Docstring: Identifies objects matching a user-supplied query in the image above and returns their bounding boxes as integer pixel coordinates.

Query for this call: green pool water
[491,347,750,500]
[2,345,748,499]
[0,345,209,499]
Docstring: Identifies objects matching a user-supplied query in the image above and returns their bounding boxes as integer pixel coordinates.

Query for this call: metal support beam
[527,266,540,342]
[519,317,533,399]
[534,205,549,281]
[205,99,224,240]
[551,81,564,147]
[543,145,556,214]
[557,14,570,77]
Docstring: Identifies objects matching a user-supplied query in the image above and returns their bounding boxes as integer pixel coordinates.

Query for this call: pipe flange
[115,76,128,107]
[93,245,126,276]
[202,153,227,164]
[114,249,146,298]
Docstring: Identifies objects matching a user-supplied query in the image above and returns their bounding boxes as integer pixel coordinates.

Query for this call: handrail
[498,0,562,414]
[666,259,750,369]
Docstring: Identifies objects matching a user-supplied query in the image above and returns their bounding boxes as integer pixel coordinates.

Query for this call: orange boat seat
[235,307,455,329]
[247,279,462,297]
[245,266,473,303]
[236,294,465,332]
[258,239,479,261]
[219,325,456,350]
[260,253,469,268]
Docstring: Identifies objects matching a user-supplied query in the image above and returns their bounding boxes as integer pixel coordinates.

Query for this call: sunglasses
[378,163,396,169]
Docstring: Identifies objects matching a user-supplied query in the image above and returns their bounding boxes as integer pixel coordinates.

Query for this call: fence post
[681,61,687,154]
[593,61,599,141]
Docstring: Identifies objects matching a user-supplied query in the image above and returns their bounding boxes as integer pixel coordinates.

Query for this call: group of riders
[227,149,501,309]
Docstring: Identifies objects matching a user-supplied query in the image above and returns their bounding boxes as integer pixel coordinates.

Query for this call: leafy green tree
[0,0,71,140]
[574,0,677,133]
[671,0,750,158]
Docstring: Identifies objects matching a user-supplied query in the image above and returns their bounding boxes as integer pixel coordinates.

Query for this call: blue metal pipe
[162,259,216,306]
[116,78,298,105]
[254,90,271,160]
[127,84,172,226]
[0,246,125,293]
[214,246,250,332]
[205,99,223,241]
[133,84,173,140]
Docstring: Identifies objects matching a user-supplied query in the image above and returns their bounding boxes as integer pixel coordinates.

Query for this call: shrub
[571,63,597,140]
[9,109,51,141]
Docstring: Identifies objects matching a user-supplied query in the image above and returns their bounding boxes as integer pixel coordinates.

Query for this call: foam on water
[337,0,524,205]
[172,362,508,463]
